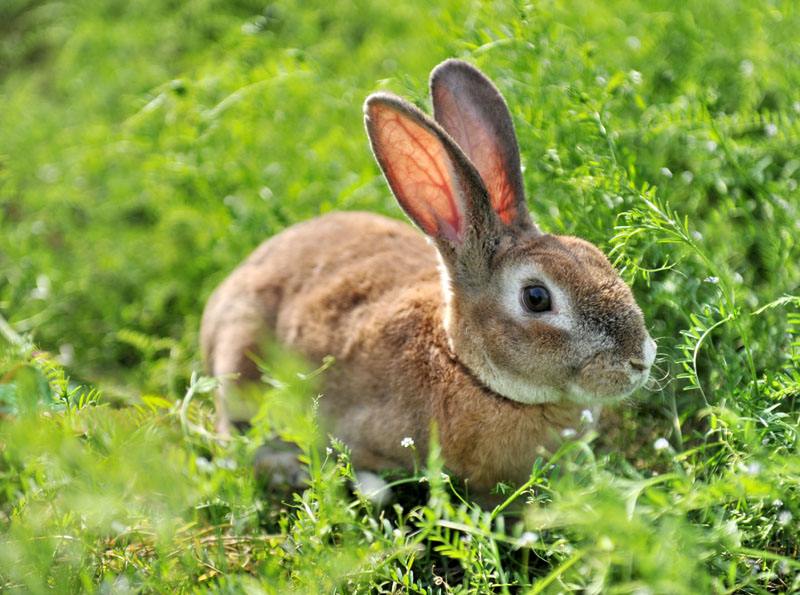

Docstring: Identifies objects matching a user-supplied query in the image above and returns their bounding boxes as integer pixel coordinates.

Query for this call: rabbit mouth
[567,360,652,404]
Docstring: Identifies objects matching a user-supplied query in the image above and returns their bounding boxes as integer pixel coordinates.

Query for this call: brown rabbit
[200,60,655,495]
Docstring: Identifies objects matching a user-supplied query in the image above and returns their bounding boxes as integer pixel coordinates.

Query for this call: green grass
[1,0,799,592]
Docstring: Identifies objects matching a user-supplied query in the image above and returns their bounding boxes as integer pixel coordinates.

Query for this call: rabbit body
[202,211,580,490]
[202,60,654,496]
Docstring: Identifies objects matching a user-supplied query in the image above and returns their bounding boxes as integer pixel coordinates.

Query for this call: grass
[1,0,799,592]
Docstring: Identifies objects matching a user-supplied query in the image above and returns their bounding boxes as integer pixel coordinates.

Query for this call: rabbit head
[364,59,655,406]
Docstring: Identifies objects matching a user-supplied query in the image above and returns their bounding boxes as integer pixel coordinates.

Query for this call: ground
[0,0,799,592]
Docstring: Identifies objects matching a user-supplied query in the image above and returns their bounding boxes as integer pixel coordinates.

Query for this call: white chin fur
[566,383,631,405]
[473,354,564,405]
[476,353,643,406]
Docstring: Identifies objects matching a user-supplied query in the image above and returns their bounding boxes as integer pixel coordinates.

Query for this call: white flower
[598,536,614,551]
[660,167,673,178]
[705,140,718,152]
[325,447,333,456]
[517,531,539,547]
[195,456,214,473]
[561,428,577,438]
[704,276,719,284]
[681,170,694,184]
[31,274,51,300]
[778,511,793,526]
[58,343,75,366]
[440,472,450,482]
[580,409,594,424]
[653,438,670,451]
[629,70,643,85]
[400,437,415,448]
[772,499,784,508]
[746,462,762,476]
[765,123,778,137]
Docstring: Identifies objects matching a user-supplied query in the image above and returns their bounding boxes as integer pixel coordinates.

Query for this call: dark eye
[521,285,551,313]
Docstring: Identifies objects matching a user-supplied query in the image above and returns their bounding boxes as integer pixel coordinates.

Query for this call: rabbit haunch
[201,59,655,494]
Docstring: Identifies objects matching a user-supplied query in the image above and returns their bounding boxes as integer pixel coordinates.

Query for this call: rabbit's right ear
[430,60,535,234]
[364,93,494,252]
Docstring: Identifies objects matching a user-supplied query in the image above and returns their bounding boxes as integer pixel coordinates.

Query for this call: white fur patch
[353,470,392,508]
[435,250,456,351]
[643,336,657,368]
[476,354,565,404]
[475,262,584,405]
[499,263,576,331]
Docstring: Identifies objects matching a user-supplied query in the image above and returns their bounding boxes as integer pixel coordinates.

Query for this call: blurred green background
[1,0,799,592]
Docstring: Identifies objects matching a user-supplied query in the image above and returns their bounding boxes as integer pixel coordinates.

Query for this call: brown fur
[201,60,654,496]
[202,212,581,491]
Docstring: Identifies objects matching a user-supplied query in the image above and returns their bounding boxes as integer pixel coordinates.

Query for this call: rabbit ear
[364,92,494,249]
[430,60,535,233]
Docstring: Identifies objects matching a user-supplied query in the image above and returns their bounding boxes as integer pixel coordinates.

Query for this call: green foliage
[1,0,799,592]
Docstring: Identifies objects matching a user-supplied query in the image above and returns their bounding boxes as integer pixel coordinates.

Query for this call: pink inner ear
[434,87,517,225]
[371,104,464,243]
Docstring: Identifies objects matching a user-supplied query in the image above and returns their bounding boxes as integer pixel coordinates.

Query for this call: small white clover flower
[31,274,51,300]
[580,409,594,424]
[772,499,784,508]
[216,457,237,470]
[195,456,214,473]
[765,123,778,137]
[705,140,718,152]
[400,436,415,448]
[778,510,793,526]
[517,531,539,548]
[660,167,673,178]
[561,428,577,438]
[629,70,643,85]
[746,462,762,476]
[325,447,333,456]
[704,276,719,284]
[653,437,670,451]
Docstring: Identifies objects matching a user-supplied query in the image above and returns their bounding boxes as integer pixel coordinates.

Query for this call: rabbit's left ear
[431,60,536,234]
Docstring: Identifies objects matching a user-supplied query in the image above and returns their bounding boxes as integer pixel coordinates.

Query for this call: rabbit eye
[521,285,551,313]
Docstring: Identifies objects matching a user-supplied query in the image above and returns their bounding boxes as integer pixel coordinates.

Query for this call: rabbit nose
[629,357,647,372]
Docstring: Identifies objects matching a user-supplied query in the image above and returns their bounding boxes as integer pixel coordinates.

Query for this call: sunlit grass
[1,0,799,592]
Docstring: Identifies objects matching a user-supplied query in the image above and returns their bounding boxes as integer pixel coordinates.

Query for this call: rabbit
[200,59,656,497]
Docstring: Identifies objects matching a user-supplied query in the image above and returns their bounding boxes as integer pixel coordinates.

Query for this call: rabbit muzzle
[571,336,656,402]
